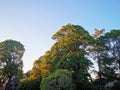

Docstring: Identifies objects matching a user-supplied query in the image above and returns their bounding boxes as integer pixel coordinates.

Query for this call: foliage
[96,30,120,81]
[91,29,120,89]
[48,24,94,72]
[18,70,24,79]
[0,39,25,86]
[101,30,120,74]
[30,55,50,80]
[40,69,73,90]
[93,29,105,38]
[17,78,40,90]
[47,24,94,90]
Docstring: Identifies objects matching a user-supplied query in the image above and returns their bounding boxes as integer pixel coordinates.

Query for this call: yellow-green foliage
[30,55,50,80]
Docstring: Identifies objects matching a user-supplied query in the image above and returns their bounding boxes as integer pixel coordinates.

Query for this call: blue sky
[0,0,120,72]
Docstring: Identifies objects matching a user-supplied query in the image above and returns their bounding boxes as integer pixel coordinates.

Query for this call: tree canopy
[0,39,25,89]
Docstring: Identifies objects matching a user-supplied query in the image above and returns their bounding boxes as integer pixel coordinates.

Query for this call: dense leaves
[17,78,40,90]
[0,40,25,88]
[98,30,120,85]
[40,69,73,90]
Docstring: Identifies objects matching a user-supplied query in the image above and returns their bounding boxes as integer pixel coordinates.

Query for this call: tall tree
[0,39,25,86]
[92,29,120,89]
[49,24,94,90]
[91,29,105,90]
[99,30,120,79]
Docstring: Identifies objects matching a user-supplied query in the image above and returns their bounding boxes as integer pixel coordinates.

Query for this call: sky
[0,0,120,73]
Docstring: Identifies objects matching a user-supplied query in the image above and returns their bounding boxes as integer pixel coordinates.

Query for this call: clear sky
[0,0,120,72]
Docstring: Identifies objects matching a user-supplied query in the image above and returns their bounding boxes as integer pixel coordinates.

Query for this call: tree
[48,24,94,90]
[22,52,51,90]
[92,29,120,89]
[91,29,105,90]
[99,30,120,81]
[0,39,25,89]
[102,30,120,73]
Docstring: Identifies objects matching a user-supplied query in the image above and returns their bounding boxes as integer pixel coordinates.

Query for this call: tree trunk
[6,74,12,90]
[98,56,102,90]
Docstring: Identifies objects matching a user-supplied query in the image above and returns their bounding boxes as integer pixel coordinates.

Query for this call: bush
[40,69,74,90]
[17,78,40,90]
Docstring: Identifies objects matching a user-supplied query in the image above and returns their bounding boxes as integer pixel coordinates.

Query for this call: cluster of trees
[0,24,120,90]
[17,24,120,90]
